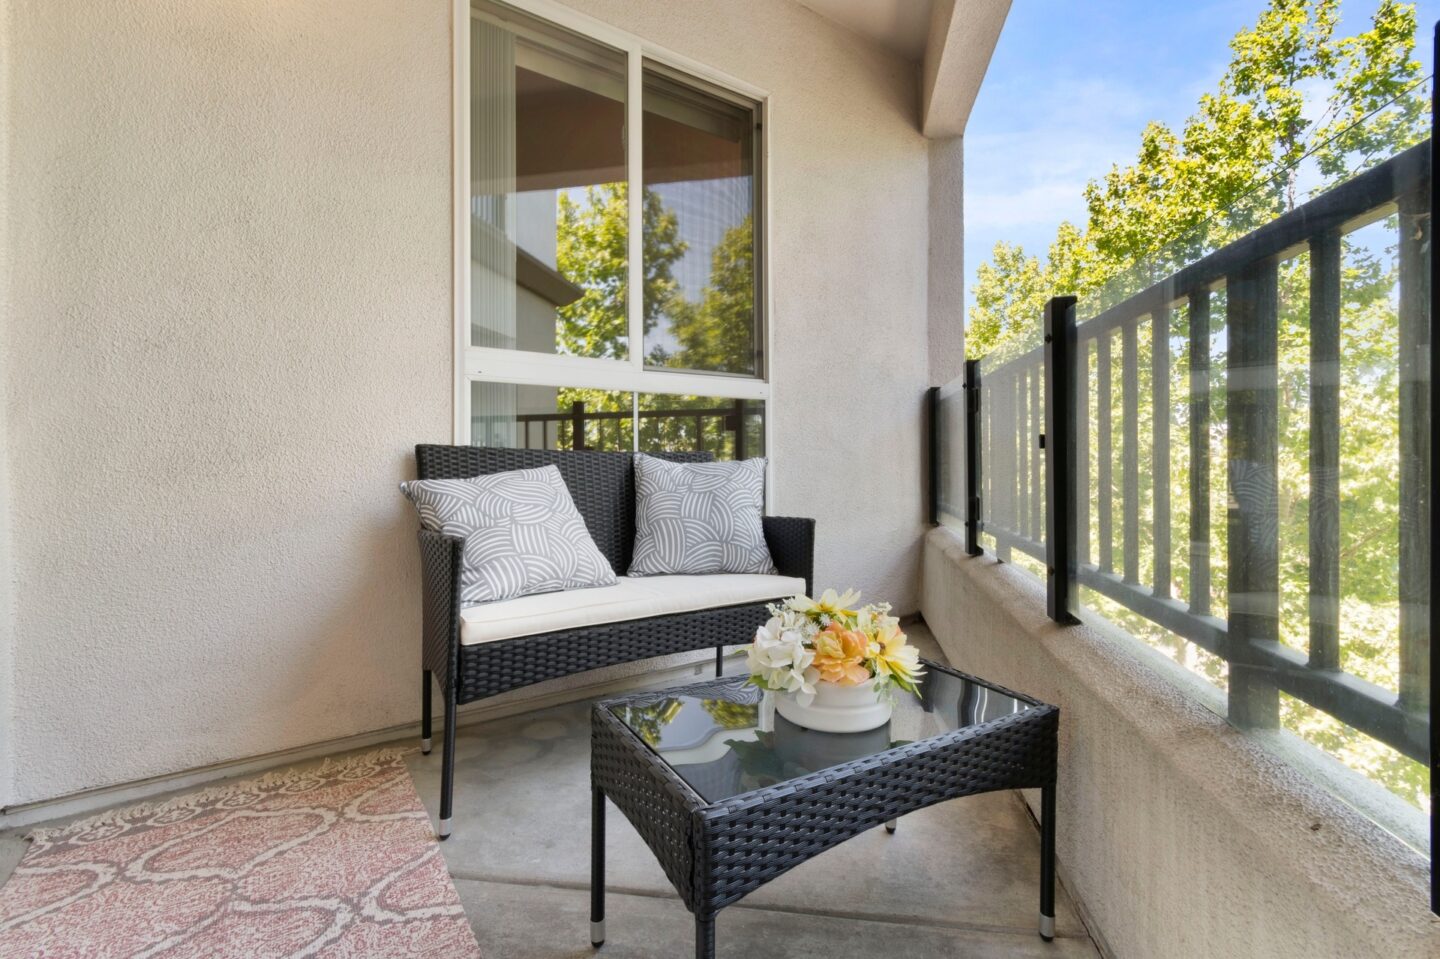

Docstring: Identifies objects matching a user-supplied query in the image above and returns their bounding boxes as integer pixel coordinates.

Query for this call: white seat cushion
[459,573,807,646]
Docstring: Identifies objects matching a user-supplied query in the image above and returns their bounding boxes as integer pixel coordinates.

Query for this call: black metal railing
[969,342,1047,566]
[512,400,761,457]
[934,139,1436,911]
[1068,142,1429,759]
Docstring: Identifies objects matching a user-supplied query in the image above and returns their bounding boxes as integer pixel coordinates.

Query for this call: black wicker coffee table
[590,659,1059,958]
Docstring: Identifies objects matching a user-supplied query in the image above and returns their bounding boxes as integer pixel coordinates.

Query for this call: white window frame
[451,0,773,450]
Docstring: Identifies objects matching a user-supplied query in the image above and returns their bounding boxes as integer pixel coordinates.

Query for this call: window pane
[470,2,628,360]
[471,380,633,452]
[641,66,760,376]
[636,393,764,460]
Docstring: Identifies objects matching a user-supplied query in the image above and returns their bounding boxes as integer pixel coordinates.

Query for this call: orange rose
[811,622,872,685]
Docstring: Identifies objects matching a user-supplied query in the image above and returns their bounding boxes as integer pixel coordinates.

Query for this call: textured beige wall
[0,0,14,808]
[3,0,455,806]
[1,0,936,806]
[922,527,1437,959]
[927,136,965,386]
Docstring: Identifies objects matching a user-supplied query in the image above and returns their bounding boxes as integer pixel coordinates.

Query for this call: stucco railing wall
[921,526,1434,959]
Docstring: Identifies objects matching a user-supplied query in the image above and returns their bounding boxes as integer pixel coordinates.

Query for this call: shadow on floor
[407,623,1100,957]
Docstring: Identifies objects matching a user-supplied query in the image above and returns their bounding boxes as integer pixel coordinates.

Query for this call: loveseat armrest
[763,516,815,595]
[418,528,464,690]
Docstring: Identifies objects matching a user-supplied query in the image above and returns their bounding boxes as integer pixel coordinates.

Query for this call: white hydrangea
[743,616,820,706]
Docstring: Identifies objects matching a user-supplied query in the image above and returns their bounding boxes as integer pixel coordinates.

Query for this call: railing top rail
[1077,139,1431,338]
[515,405,750,422]
[979,341,1045,381]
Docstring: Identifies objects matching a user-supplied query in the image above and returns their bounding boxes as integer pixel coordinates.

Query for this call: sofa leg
[715,645,724,678]
[421,670,433,755]
[438,689,457,840]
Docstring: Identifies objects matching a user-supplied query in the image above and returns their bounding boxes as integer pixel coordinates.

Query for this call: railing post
[1121,320,1140,585]
[1031,366,1044,541]
[1152,307,1172,600]
[570,400,587,451]
[1399,138,1433,920]
[1225,260,1281,730]
[1045,296,1079,623]
[731,398,748,461]
[1097,331,1114,573]
[1428,26,1439,915]
[1188,290,1212,617]
[926,386,940,525]
[1017,372,1029,543]
[1308,230,1342,671]
[1398,183,1431,719]
[964,358,983,556]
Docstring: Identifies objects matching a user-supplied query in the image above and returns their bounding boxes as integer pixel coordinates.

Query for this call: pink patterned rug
[0,749,482,958]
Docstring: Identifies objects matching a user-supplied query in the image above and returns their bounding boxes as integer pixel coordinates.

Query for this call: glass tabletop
[608,661,1039,804]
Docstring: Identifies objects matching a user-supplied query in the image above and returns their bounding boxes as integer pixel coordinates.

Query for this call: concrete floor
[0,625,1100,958]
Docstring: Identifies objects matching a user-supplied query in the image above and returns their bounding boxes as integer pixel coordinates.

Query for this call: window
[458,0,767,460]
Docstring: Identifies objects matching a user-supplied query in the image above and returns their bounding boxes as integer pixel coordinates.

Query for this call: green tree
[555,182,686,361]
[658,216,758,375]
[969,0,1424,332]
[967,0,1430,807]
[551,186,760,459]
[551,183,684,451]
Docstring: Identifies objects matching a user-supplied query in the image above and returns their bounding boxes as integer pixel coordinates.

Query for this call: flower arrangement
[741,588,925,707]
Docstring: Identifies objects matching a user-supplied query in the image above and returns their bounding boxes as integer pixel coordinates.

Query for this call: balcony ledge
[921,525,1434,959]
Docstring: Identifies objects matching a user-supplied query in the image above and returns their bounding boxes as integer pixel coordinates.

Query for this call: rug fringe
[26,746,418,847]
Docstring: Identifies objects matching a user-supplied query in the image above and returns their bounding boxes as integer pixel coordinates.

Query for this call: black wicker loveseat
[414,445,815,838]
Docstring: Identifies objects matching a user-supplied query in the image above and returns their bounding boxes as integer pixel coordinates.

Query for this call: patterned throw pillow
[400,465,617,605]
[629,454,777,576]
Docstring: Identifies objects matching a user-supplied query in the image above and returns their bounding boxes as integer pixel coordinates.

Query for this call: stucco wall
[922,526,1436,959]
[0,0,14,809]
[0,0,935,806]
[927,136,966,386]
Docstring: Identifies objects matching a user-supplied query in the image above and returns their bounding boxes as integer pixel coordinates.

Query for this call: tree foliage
[653,215,758,376]
[970,0,1426,330]
[554,182,686,361]
[551,184,760,458]
[968,0,1430,807]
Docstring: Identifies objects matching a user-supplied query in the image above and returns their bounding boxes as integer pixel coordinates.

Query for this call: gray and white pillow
[629,454,776,576]
[400,465,616,605]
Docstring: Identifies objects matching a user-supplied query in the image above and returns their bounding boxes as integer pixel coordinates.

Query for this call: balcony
[0,1,1434,958]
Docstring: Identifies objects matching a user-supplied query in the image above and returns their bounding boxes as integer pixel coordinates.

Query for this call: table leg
[695,914,715,959]
[884,818,897,834]
[591,786,605,948]
[1039,783,1055,941]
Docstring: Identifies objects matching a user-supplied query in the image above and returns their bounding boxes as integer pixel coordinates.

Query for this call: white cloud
[963,53,1226,308]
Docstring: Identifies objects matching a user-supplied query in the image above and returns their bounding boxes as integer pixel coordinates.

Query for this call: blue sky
[963,0,1439,314]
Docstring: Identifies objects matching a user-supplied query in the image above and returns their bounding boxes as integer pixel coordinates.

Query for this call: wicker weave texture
[413,445,815,705]
[413,445,816,842]
[418,529,463,692]
[761,516,814,595]
[696,707,1058,911]
[591,667,1059,918]
[456,602,770,702]
[592,706,704,907]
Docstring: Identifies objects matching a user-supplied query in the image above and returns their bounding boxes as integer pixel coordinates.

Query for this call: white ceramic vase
[774,677,892,733]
